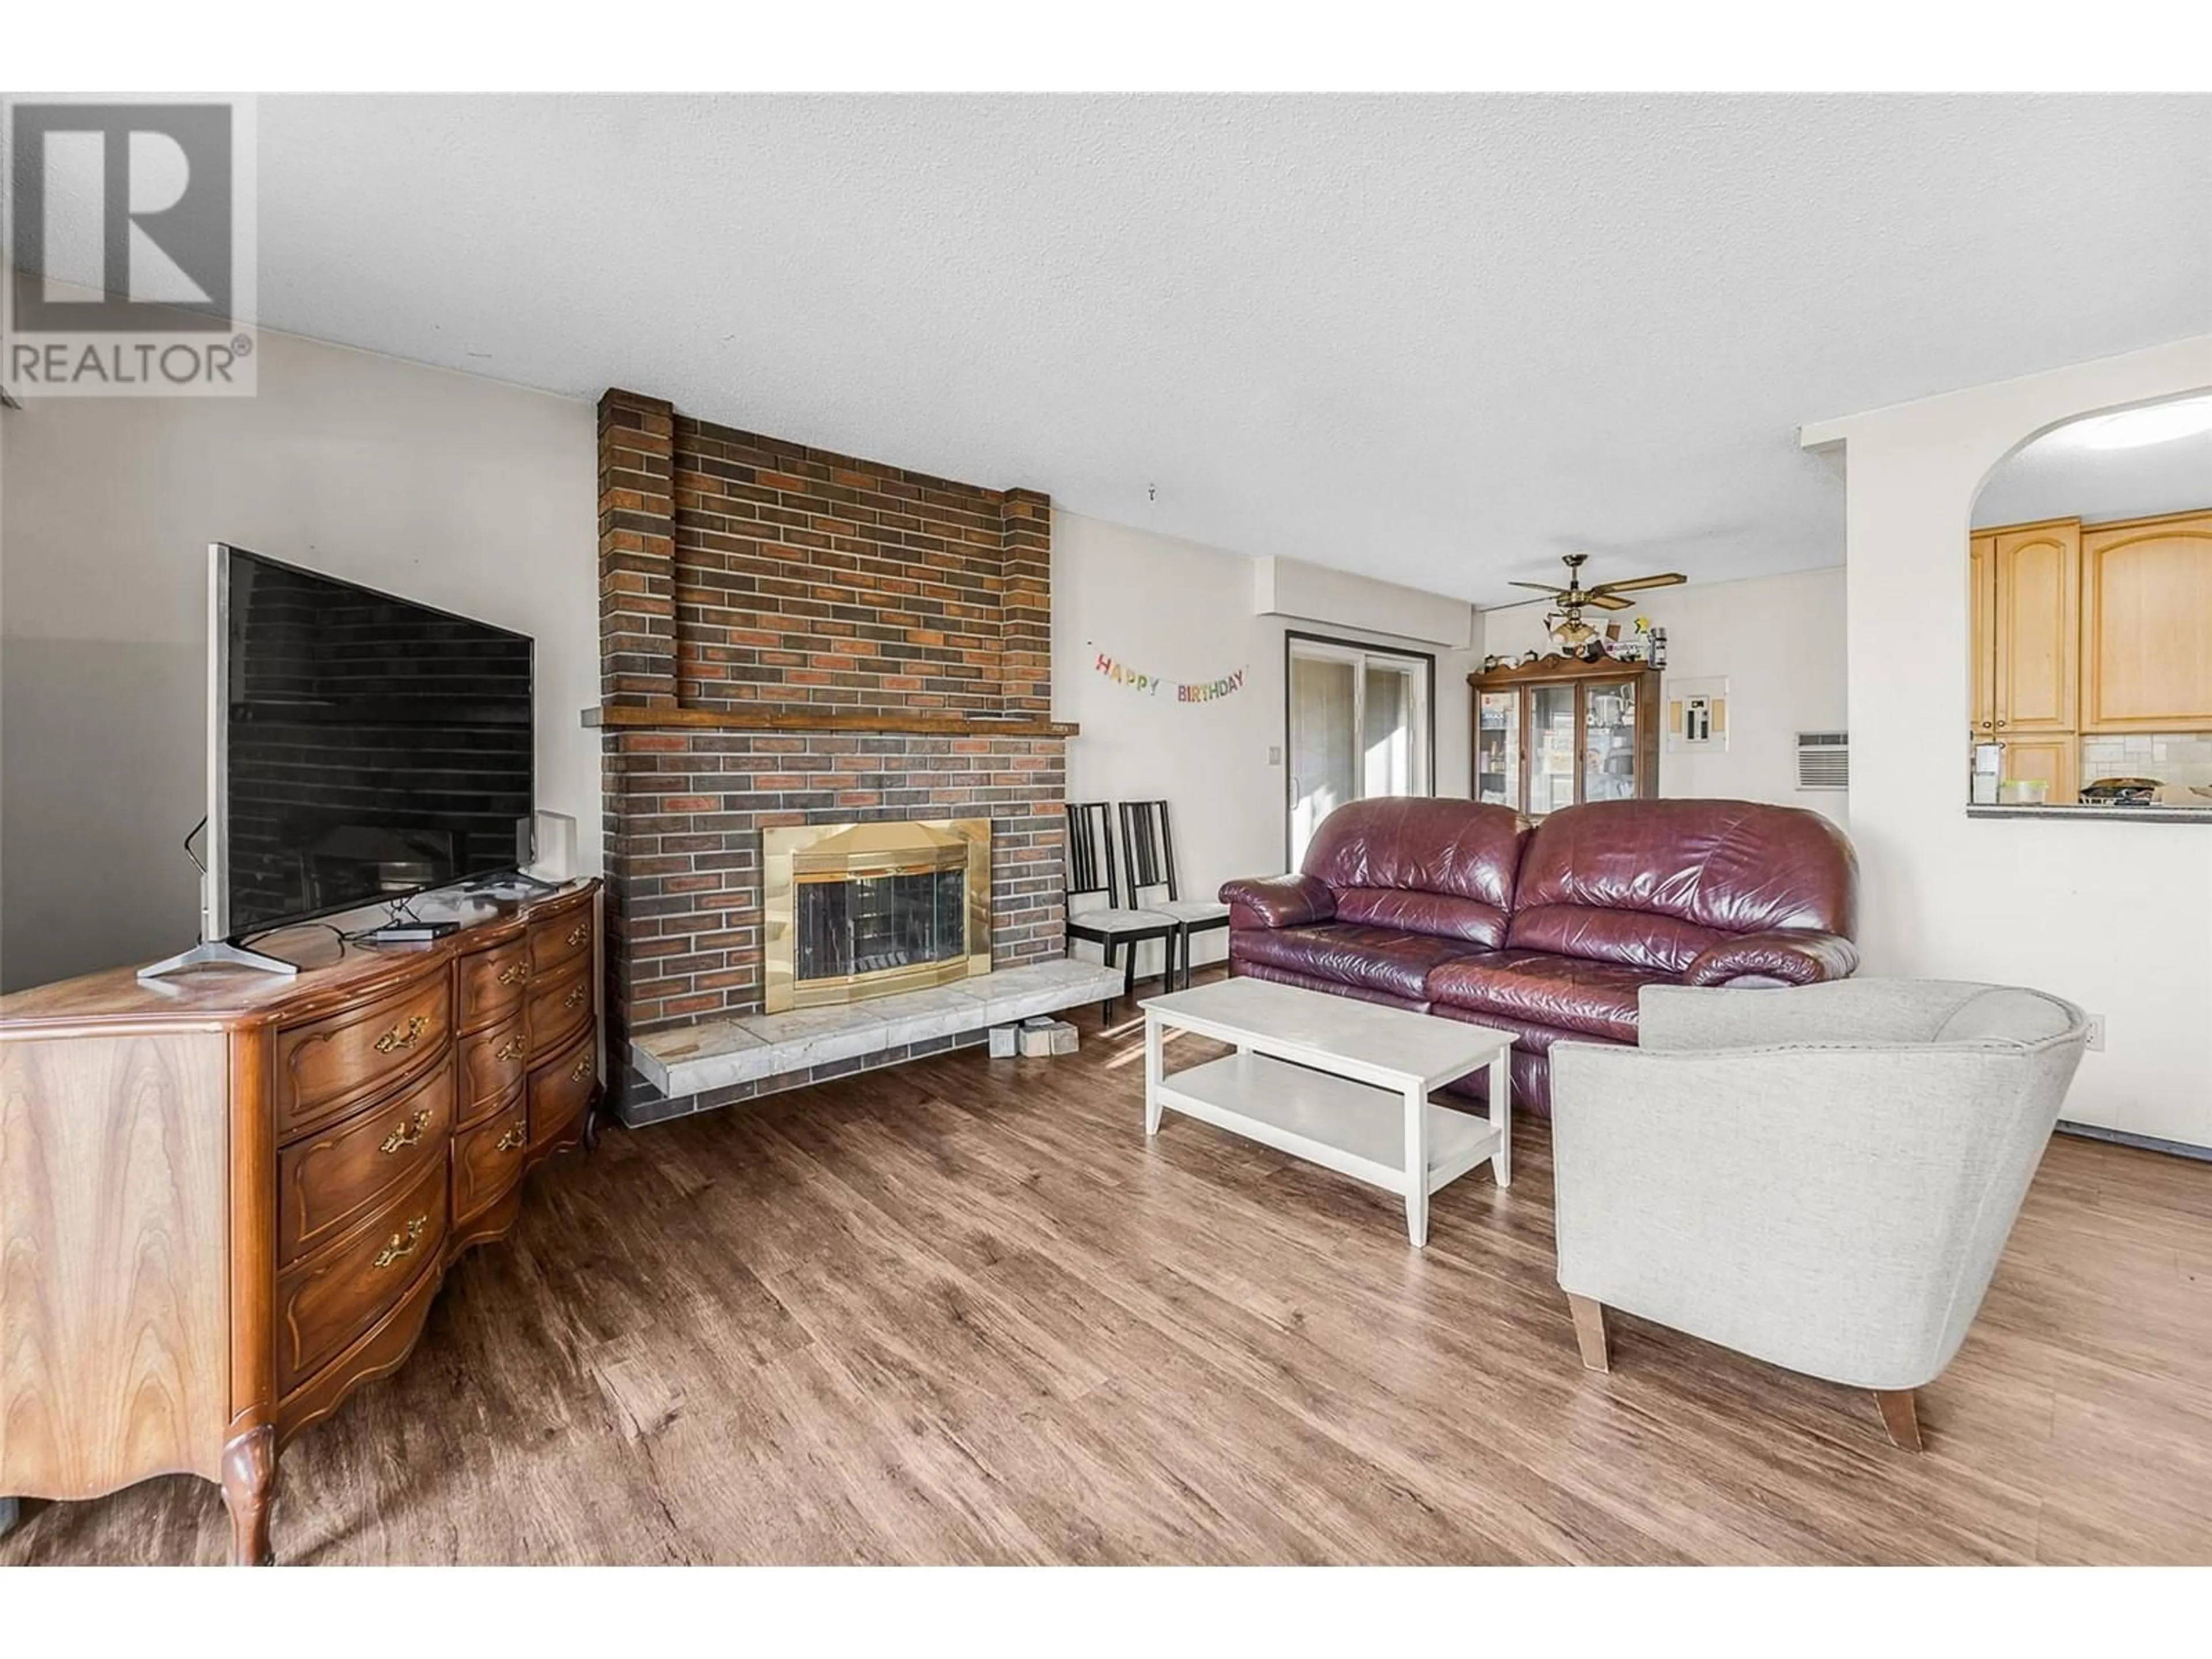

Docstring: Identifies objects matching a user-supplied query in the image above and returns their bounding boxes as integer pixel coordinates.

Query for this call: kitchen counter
[1967,802,2212,824]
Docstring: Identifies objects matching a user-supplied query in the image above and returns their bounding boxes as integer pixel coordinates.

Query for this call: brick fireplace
[594,390,1089,1125]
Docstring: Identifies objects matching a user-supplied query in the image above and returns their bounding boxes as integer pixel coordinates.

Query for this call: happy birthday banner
[1093,651,1248,704]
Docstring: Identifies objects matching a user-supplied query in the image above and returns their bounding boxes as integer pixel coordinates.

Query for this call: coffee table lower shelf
[1150,1050,1504,1213]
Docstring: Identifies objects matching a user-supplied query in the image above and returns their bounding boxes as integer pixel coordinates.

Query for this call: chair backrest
[1064,802,1122,905]
[1119,800,1181,904]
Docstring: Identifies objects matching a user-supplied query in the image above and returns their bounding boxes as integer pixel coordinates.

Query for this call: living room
[2,48,2209,1634]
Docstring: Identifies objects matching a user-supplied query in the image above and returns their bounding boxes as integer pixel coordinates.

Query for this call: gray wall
[0,331,599,991]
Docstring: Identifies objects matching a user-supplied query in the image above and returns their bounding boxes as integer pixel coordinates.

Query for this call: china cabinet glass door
[1476,691,1521,808]
[1583,680,1641,804]
[1529,684,1580,816]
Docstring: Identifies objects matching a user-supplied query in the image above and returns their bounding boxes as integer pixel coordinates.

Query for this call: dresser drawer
[525,954,593,1051]
[529,906,594,979]
[453,1086,532,1224]
[275,971,451,1135]
[455,1010,529,1123]
[456,938,531,1034]
[277,1063,453,1265]
[528,1025,597,1153]
[274,1160,449,1396]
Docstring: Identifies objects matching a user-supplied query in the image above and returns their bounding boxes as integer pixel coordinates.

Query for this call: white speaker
[523,810,577,884]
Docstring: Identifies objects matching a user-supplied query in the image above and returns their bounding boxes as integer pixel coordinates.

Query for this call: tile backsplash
[2080,733,2212,792]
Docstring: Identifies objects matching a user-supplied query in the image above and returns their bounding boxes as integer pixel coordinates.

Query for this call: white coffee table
[1139,976,1514,1247]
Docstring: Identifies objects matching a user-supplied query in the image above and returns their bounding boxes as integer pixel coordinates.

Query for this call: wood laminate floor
[7,977,2211,1565]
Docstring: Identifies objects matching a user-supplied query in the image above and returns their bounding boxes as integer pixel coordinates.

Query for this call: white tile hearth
[630,958,1128,1101]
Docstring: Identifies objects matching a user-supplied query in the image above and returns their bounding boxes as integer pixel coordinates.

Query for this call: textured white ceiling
[1972,396,2212,527]
[242,94,2210,604]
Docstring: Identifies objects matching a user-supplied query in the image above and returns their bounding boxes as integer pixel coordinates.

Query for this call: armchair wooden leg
[1872,1388,1922,1452]
[1567,1294,1610,1373]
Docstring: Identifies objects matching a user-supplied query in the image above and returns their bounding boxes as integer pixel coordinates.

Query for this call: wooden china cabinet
[1471,656,1661,816]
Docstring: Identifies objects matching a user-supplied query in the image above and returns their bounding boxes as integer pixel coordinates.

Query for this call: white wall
[1054,510,1479,977]
[0,329,599,990]
[1802,334,2212,1149]
[1475,566,1850,827]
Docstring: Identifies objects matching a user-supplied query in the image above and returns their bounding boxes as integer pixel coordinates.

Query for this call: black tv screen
[214,546,535,939]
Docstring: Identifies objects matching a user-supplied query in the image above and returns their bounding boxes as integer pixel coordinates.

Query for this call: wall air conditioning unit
[1796,731,1849,790]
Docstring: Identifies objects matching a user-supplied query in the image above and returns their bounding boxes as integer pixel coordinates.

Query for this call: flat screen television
[207,544,535,942]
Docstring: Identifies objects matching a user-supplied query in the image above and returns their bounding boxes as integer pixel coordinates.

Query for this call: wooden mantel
[584,704,1079,738]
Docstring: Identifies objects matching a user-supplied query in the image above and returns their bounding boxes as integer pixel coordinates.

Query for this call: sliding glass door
[1286,635,1433,868]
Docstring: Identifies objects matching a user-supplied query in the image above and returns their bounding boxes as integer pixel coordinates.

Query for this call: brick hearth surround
[594,389,1074,1123]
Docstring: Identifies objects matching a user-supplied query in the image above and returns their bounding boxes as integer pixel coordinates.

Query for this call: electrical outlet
[1267,745,1283,766]
[2085,1014,2107,1052]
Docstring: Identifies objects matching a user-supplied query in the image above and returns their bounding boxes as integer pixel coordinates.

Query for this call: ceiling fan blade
[1586,573,1687,595]
[1586,593,1635,611]
[1506,581,1567,594]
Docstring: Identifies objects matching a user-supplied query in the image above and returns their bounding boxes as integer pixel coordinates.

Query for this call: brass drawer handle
[495,1120,528,1154]
[380,1108,433,1154]
[569,1053,594,1084]
[372,1215,428,1271]
[566,922,590,948]
[498,962,530,986]
[563,983,587,1011]
[373,1014,430,1054]
[494,1033,527,1062]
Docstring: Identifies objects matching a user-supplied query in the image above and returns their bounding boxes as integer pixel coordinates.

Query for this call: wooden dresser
[0,880,601,1565]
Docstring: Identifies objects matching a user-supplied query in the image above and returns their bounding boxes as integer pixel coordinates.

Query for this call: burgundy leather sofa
[1219,797,1859,1112]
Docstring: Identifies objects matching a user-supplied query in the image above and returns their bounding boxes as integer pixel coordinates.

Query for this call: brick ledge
[628,959,1126,1108]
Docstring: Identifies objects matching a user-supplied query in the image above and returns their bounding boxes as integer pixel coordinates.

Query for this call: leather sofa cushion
[1425,949,1676,1042]
[1229,923,1489,1003]
[1228,956,1432,1012]
[1332,886,1510,947]
[1508,798,1858,967]
[1301,798,1528,946]
[1505,904,1724,975]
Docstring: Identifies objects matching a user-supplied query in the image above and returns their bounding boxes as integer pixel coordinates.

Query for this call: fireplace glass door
[796,866,969,983]
[762,817,992,1013]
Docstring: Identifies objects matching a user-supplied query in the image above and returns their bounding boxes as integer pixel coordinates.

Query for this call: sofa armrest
[1684,929,1859,989]
[1218,873,1335,930]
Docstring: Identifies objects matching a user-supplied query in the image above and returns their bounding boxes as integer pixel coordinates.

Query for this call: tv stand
[0,880,601,1565]
[137,938,301,982]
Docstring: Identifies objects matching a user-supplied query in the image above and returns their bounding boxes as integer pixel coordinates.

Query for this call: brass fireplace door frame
[762,817,991,1013]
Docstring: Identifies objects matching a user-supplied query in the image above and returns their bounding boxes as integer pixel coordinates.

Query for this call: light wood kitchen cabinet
[1998,734,2078,804]
[2080,510,2212,733]
[1987,521,2080,736]
[1969,533,1998,732]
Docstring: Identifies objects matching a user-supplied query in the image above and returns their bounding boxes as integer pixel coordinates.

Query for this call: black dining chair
[1063,801,1181,1017]
[1119,799,1230,991]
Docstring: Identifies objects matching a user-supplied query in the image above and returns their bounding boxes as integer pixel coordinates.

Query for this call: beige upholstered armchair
[1549,979,2089,1449]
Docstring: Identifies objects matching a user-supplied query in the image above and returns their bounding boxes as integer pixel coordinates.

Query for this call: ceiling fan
[1509,554,1686,647]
